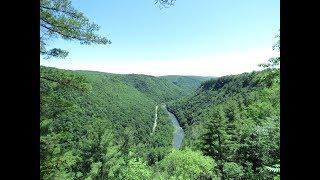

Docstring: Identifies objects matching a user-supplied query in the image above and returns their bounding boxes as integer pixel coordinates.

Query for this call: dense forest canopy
[40,63,279,179]
[167,68,280,179]
[160,75,214,94]
[40,66,208,179]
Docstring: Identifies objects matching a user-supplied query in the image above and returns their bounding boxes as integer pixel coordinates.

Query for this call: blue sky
[41,0,280,76]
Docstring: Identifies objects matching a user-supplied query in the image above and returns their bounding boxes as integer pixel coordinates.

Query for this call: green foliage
[40,66,187,179]
[156,149,218,179]
[168,69,280,179]
[119,73,188,103]
[265,163,280,180]
[40,51,279,180]
[160,75,214,95]
[40,66,92,179]
[85,162,101,180]
[147,107,174,165]
[122,158,152,180]
[265,164,280,173]
[223,162,244,180]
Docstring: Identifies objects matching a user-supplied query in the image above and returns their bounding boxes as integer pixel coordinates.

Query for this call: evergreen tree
[40,0,111,59]
[84,118,125,179]
[201,107,230,179]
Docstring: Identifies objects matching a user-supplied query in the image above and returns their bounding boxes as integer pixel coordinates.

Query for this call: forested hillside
[167,68,280,179]
[40,66,215,179]
[116,73,187,103]
[160,75,214,94]
[40,65,279,180]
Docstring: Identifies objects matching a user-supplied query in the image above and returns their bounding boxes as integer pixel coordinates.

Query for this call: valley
[39,0,280,179]
[40,65,279,180]
[165,106,184,149]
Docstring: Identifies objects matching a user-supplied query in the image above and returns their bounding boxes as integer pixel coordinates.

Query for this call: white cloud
[40,48,279,77]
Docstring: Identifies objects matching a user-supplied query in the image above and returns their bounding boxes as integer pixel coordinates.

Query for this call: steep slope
[118,73,187,103]
[167,69,280,179]
[40,65,279,179]
[40,66,177,178]
[41,66,159,143]
[168,69,279,129]
[73,71,192,103]
[160,75,214,94]
[41,66,188,143]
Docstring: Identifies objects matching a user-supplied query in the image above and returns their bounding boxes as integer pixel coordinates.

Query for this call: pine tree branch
[40,23,88,42]
[40,5,81,19]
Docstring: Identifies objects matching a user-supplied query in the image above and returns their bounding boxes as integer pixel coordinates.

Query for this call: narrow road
[151,105,158,134]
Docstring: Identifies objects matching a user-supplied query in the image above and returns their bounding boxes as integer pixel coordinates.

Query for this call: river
[162,105,184,149]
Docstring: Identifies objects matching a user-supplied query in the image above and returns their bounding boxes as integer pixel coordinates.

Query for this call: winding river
[162,105,184,149]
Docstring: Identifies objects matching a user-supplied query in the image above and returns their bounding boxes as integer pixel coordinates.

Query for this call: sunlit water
[164,107,184,149]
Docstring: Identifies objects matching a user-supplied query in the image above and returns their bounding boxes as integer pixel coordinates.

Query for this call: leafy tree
[265,163,280,180]
[223,162,244,180]
[85,162,102,180]
[156,149,218,179]
[122,158,152,180]
[168,67,280,179]
[81,118,125,179]
[200,107,237,179]
[40,66,92,179]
